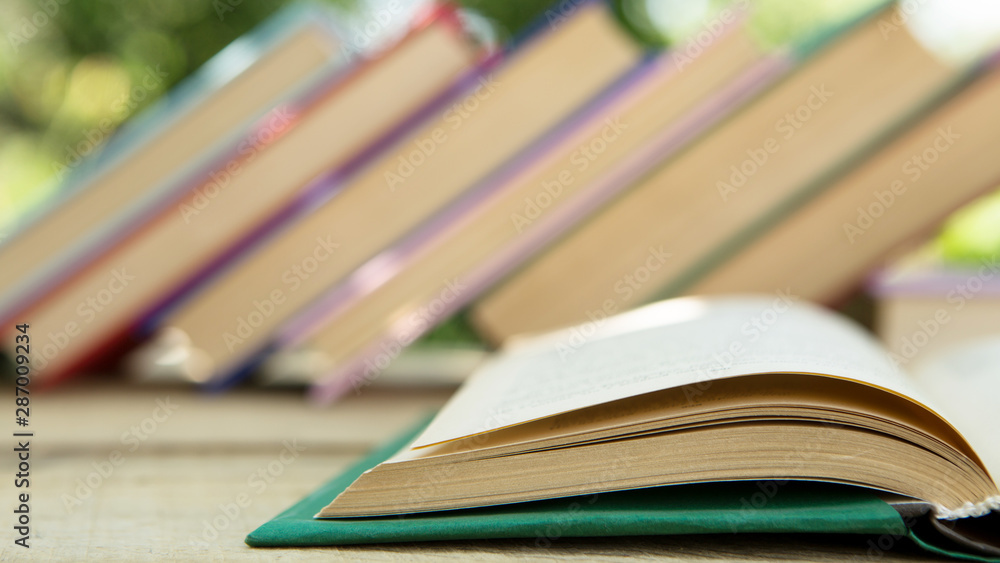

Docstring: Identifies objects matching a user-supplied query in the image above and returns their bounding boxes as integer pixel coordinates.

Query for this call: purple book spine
[302,61,796,402]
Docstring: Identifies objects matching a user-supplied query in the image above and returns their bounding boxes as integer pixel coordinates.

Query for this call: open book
[318,295,999,552]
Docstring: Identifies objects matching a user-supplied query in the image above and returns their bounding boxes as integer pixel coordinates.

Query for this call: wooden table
[1,382,947,561]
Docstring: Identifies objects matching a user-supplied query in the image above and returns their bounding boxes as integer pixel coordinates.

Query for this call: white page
[911,337,1000,480]
[413,295,936,448]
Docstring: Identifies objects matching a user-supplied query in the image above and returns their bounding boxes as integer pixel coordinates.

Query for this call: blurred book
[2,4,483,383]
[691,52,1000,305]
[0,3,346,323]
[869,246,1000,365]
[263,344,489,389]
[287,2,795,395]
[6,0,1000,403]
[470,2,983,343]
[143,0,646,388]
[126,328,487,390]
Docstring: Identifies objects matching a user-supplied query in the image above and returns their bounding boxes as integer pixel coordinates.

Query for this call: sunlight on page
[506,295,709,349]
[912,337,1000,480]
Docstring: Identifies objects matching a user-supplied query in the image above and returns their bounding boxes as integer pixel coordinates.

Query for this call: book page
[393,372,978,467]
[413,295,939,448]
[910,337,1000,480]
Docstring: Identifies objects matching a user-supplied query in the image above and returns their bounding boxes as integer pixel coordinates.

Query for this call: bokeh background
[2,0,999,267]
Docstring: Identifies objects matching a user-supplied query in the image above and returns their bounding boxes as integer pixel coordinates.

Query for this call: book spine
[0,4,348,324]
[196,55,511,390]
[665,54,993,303]
[303,53,791,402]
[8,8,482,385]
[136,6,493,337]
[198,1,642,389]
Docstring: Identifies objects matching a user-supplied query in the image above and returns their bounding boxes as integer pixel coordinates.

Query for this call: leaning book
[315,295,998,555]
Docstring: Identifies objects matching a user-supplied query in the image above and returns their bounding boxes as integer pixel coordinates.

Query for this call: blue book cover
[0,2,349,322]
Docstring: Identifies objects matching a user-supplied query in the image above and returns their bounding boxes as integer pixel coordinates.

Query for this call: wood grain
[0,383,947,561]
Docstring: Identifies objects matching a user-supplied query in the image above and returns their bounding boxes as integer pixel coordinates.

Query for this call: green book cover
[246,416,997,561]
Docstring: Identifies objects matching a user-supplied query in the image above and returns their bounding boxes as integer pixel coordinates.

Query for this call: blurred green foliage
[0,0,341,230]
[1,0,997,265]
[420,312,483,345]
[938,190,1000,265]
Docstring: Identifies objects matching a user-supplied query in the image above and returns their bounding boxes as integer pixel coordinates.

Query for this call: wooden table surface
[0,382,949,561]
